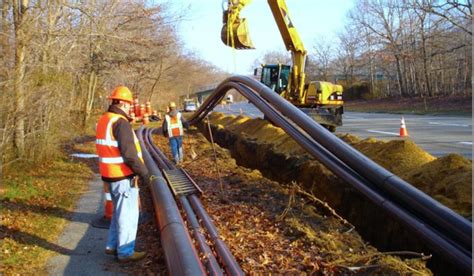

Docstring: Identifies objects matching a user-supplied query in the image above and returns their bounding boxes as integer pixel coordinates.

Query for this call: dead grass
[345,95,472,116]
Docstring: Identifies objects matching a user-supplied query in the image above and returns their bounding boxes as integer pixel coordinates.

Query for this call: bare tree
[12,0,31,157]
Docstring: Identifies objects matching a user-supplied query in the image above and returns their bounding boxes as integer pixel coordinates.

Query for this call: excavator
[221,0,344,132]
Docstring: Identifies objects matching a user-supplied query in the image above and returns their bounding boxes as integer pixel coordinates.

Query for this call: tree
[0,0,228,165]
[311,38,336,82]
[12,0,31,157]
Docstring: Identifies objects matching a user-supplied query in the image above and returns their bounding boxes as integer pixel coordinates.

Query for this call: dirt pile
[339,134,472,218]
[402,154,472,217]
[200,112,471,274]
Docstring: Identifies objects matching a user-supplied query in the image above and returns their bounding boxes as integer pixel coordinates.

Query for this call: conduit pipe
[143,128,223,276]
[230,82,471,270]
[143,128,244,276]
[136,127,205,275]
[188,76,471,246]
[231,76,471,249]
[188,195,245,276]
[186,79,471,272]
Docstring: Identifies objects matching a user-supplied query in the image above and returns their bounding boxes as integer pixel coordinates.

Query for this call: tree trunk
[12,0,29,157]
[420,27,432,97]
[83,70,97,127]
[394,55,406,97]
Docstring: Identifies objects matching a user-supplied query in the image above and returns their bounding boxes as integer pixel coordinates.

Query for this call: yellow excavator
[221,0,344,132]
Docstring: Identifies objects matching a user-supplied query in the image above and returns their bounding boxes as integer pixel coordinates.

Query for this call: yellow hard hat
[108,86,133,103]
[169,101,177,108]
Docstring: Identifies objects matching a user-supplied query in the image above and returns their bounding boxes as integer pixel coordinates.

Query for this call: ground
[114,128,430,274]
[2,103,469,275]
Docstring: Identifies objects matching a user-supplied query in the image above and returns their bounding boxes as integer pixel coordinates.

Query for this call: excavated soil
[197,112,472,275]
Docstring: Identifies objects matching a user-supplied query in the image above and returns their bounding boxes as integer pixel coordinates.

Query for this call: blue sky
[163,0,354,74]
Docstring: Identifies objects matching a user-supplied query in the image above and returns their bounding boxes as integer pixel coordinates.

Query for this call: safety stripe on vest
[96,139,118,147]
[96,116,121,148]
[105,192,112,201]
[105,117,120,142]
[166,113,183,137]
[100,156,125,164]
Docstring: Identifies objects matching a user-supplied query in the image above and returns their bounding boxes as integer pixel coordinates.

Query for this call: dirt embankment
[198,112,471,275]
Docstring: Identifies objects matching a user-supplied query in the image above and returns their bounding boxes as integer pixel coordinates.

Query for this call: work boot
[118,251,146,263]
[105,248,117,256]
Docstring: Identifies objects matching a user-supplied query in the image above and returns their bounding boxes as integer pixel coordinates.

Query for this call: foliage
[0,0,228,164]
[251,0,471,99]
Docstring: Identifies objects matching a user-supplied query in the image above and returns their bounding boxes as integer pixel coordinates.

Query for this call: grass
[0,156,94,275]
[345,95,472,116]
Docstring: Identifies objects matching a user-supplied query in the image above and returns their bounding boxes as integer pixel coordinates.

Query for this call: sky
[162,0,354,75]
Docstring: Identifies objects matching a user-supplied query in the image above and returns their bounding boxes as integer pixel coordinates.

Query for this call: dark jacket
[101,105,149,182]
[162,109,189,138]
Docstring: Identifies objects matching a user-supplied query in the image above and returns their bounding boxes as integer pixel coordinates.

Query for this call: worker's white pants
[105,178,139,258]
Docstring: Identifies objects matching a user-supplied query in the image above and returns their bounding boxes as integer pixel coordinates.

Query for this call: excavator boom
[267,0,306,102]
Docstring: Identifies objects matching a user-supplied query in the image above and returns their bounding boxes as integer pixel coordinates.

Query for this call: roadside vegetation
[345,95,472,116]
[0,158,94,275]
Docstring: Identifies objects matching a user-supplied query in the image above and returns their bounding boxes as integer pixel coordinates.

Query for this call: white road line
[344,115,365,119]
[428,122,471,127]
[458,142,473,145]
[367,130,399,136]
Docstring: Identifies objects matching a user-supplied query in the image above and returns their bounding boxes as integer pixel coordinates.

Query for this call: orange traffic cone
[142,113,149,125]
[92,182,113,229]
[400,116,409,137]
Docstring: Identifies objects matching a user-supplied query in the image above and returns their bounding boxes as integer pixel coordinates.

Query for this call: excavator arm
[221,0,307,103]
[267,0,306,103]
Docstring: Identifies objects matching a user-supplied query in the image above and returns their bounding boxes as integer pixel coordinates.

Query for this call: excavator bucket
[221,17,255,49]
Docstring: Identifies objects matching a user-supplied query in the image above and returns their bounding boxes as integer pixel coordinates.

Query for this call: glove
[142,174,157,185]
[149,174,158,183]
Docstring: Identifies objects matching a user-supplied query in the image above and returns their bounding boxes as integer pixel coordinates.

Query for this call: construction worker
[162,101,189,165]
[95,85,149,263]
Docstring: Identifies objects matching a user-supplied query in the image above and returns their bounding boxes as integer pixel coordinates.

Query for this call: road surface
[213,102,472,158]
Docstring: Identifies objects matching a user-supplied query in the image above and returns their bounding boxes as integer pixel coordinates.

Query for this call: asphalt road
[213,102,472,159]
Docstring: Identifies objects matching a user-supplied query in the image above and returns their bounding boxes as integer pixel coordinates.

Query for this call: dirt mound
[340,137,471,218]
[350,138,436,176]
[402,154,472,217]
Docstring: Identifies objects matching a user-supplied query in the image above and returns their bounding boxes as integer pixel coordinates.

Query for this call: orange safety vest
[165,113,184,137]
[96,112,144,178]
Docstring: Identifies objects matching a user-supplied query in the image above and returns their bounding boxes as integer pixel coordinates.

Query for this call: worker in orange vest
[162,101,189,165]
[95,85,149,263]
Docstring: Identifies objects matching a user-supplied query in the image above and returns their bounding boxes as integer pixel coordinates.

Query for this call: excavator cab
[221,0,255,49]
[260,64,291,95]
